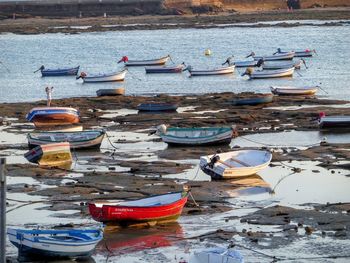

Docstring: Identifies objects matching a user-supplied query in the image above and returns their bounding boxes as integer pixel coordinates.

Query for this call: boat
[199,150,272,179]
[96,88,125,96]
[222,56,262,68]
[318,113,350,129]
[27,130,106,149]
[137,103,178,112]
[242,67,294,79]
[270,86,318,95]
[156,125,237,146]
[7,228,102,260]
[187,65,235,76]
[231,94,274,106]
[77,69,127,83]
[262,59,306,70]
[118,55,170,66]
[35,65,80,77]
[26,107,80,127]
[88,191,188,225]
[247,51,295,61]
[145,63,186,74]
[24,142,72,167]
[275,48,316,57]
[190,247,244,263]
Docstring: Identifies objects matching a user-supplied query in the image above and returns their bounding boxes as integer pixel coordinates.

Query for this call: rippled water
[1,24,350,103]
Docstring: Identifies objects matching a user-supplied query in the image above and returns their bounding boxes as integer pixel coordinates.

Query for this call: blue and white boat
[157,125,236,146]
[137,103,178,112]
[26,107,80,127]
[35,65,80,77]
[7,228,103,260]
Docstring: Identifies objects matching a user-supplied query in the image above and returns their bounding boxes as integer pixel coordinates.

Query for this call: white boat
[270,86,318,95]
[190,247,244,263]
[96,88,125,96]
[157,125,236,146]
[77,69,127,83]
[200,150,272,179]
[145,64,185,73]
[319,115,350,129]
[247,51,295,61]
[27,130,106,149]
[242,67,294,79]
[118,55,170,66]
[187,65,235,76]
[276,48,315,57]
[262,59,306,70]
[234,60,259,67]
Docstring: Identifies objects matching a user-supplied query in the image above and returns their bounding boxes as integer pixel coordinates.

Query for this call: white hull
[125,56,170,66]
[254,51,295,61]
[200,150,272,179]
[189,65,235,76]
[248,68,294,79]
[271,86,318,95]
[83,70,127,83]
[262,60,302,70]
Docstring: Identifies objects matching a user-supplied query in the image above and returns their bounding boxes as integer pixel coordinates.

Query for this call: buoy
[204,49,212,56]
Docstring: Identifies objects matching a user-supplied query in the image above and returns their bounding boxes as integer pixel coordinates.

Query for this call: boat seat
[217,160,235,168]
[231,158,250,167]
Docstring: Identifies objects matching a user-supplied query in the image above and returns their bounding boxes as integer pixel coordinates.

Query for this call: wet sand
[1,8,350,34]
[3,92,350,261]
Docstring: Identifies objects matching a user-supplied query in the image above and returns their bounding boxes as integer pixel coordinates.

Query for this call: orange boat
[26,107,80,127]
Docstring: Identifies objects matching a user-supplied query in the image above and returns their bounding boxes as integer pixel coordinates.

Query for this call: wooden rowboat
[26,107,80,127]
[77,69,127,83]
[247,51,295,61]
[275,48,315,57]
[7,228,102,260]
[262,59,306,70]
[145,64,185,74]
[24,142,72,168]
[137,103,178,112]
[96,88,125,96]
[242,67,294,79]
[88,191,188,225]
[157,125,236,146]
[118,55,170,66]
[190,247,244,263]
[35,65,80,77]
[27,130,106,149]
[319,115,350,129]
[187,65,235,76]
[231,94,274,106]
[270,86,318,95]
[200,150,272,179]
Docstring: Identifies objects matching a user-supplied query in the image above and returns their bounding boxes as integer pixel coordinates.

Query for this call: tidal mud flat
[2,92,350,262]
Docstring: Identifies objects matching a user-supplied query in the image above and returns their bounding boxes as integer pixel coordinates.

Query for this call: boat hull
[83,70,127,83]
[27,130,106,150]
[145,65,184,73]
[125,56,170,66]
[231,94,274,106]
[26,107,80,127]
[189,65,235,76]
[262,60,302,70]
[96,88,125,96]
[234,61,257,67]
[41,66,79,77]
[319,116,350,129]
[254,52,295,61]
[137,103,178,112]
[270,86,318,95]
[249,68,294,79]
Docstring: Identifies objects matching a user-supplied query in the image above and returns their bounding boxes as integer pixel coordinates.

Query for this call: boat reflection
[225,174,272,197]
[98,222,183,255]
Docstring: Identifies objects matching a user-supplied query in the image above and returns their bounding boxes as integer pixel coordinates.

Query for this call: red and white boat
[26,107,80,127]
[89,191,188,225]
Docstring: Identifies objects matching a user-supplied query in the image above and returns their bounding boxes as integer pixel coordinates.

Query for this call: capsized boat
[26,107,80,127]
[7,228,102,260]
[118,55,170,66]
[318,113,350,129]
[35,65,80,77]
[157,125,237,146]
[247,51,295,61]
[187,65,235,76]
[77,69,127,83]
[270,86,318,95]
[190,247,244,263]
[200,150,272,179]
[88,191,188,225]
[137,103,178,112]
[96,88,125,96]
[262,59,306,70]
[242,67,294,79]
[27,130,106,149]
[24,142,72,167]
[231,93,274,106]
[275,48,316,57]
[145,63,186,73]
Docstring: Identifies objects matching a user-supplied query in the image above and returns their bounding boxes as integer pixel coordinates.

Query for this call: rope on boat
[188,191,199,207]
[105,132,120,151]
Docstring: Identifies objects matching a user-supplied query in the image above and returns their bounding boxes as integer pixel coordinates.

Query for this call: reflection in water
[225,174,272,197]
[98,223,183,255]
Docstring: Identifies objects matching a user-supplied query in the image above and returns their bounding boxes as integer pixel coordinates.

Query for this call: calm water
[1,24,350,103]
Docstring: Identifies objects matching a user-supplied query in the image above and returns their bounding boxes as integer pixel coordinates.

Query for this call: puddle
[265,103,350,111]
[99,109,138,119]
[177,106,198,113]
[0,128,27,144]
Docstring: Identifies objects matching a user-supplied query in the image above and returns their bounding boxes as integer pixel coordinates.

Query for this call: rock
[305,226,314,235]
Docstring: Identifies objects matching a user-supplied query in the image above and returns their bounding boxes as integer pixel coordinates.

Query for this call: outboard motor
[156,124,167,135]
[208,154,220,168]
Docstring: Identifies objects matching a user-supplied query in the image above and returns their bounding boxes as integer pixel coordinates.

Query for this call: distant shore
[1,7,350,34]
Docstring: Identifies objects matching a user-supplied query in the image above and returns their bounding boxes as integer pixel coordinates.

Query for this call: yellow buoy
[204,49,212,56]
